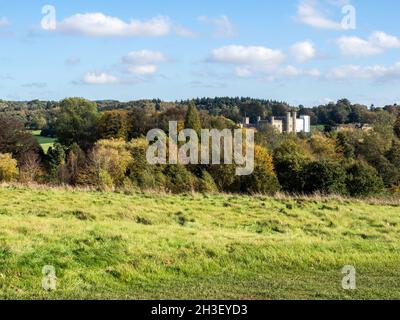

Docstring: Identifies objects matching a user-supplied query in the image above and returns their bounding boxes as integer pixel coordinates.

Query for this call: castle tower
[286,112,291,132]
[292,111,297,133]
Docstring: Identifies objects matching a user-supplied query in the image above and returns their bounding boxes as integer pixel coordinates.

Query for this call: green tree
[346,162,384,197]
[303,161,347,195]
[273,140,311,193]
[184,103,201,135]
[55,98,100,150]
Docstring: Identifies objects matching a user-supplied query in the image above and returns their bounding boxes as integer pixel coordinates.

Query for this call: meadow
[30,130,56,153]
[0,185,399,300]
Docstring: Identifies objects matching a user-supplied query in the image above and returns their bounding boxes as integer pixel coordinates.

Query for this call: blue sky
[0,0,400,106]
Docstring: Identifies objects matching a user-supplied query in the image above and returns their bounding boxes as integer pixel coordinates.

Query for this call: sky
[0,0,400,107]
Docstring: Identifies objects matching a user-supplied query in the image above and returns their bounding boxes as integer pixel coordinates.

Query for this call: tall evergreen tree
[185,103,201,135]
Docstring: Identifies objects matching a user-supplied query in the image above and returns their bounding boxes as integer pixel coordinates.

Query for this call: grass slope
[0,186,399,300]
[30,130,56,153]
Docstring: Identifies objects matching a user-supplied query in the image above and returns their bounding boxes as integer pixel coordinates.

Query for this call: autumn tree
[98,110,129,140]
[0,153,18,182]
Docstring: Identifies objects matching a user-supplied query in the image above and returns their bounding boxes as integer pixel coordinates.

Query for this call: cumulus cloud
[83,72,119,84]
[328,62,400,81]
[122,50,167,75]
[208,45,285,75]
[296,0,346,30]
[290,41,316,63]
[207,45,322,80]
[58,13,171,37]
[198,15,236,38]
[0,17,9,28]
[82,50,167,84]
[337,31,400,57]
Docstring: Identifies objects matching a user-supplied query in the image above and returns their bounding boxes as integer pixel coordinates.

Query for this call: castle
[240,111,311,134]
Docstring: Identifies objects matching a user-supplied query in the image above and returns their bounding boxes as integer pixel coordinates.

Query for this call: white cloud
[337,36,383,57]
[279,65,321,77]
[296,0,345,30]
[369,31,400,49]
[126,65,158,75]
[337,31,400,57]
[328,62,400,81]
[83,72,119,84]
[122,50,166,65]
[198,15,236,38]
[234,67,253,77]
[0,17,9,28]
[122,50,166,75]
[58,13,171,37]
[208,45,285,74]
[290,41,316,63]
[207,45,323,80]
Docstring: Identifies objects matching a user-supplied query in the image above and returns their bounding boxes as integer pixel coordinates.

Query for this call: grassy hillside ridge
[0,185,399,299]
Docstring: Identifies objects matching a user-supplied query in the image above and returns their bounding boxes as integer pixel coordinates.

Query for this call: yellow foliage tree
[0,153,18,182]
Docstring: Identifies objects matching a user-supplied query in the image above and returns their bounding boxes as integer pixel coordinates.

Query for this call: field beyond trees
[0,185,399,300]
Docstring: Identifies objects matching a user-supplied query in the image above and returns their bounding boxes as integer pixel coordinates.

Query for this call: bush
[164,165,196,193]
[127,138,166,191]
[92,139,133,187]
[273,141,311,193]
[197,171,219,193]
[240,145,280,194]
[346,162,385,197]
[303,161,347,195]
[0,153,18,182]
[240,167,280,194]
[98,169,114,192]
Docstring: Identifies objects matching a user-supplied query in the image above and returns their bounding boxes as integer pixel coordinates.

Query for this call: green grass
[0,186,399,300]
[30,130,56,153]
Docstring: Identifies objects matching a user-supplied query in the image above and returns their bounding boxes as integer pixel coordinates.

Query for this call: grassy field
[0,185,399,300]
[30,130,56,153]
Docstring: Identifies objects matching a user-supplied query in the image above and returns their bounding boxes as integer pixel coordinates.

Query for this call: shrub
[240,145,280,194]
[0,153,18,182]
[346,162,385,197]
[164,164,196,193]
[197,170,219,193]
[273,141,311,193]
[98,169,114,192]
[92,139,133,187]
[303,161,347,195]
[240,167,280,194]
[127,138,166,191]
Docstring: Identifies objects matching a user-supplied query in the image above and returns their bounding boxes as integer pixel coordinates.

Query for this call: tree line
[0,97,400,196]
[2,97,399,133]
